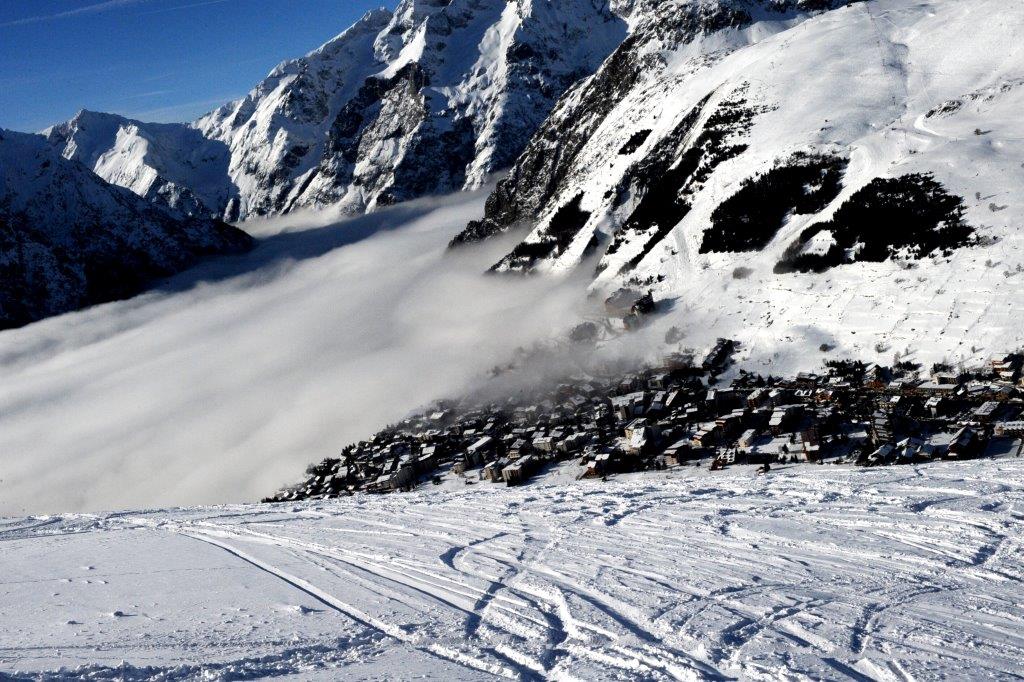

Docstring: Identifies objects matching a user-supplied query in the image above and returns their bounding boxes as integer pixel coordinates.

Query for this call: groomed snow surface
[3,460,1024,680]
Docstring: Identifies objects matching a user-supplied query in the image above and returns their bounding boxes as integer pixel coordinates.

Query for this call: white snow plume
[0,189,599,516]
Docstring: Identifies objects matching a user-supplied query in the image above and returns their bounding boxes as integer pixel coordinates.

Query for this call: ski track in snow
[3,461,1024,680]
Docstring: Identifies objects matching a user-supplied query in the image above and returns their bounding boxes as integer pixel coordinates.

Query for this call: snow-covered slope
[45,110,237,219]
[44,1,624,221]
[458,0,1024,363]
[0,129,252,329]
[3,460,1023,679]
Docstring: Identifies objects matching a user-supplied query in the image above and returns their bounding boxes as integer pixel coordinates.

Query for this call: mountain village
[268,290,1024,503]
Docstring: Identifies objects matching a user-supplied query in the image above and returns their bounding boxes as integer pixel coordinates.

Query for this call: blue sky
[0,0,394,132]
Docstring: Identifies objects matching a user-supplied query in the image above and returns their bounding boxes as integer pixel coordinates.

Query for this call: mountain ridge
[0,128,252,330]
[46,0,630,222]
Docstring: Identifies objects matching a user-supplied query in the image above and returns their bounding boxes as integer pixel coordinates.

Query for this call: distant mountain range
[44,0,629,222]
[2,0,628,327]
[5,0,1024,357]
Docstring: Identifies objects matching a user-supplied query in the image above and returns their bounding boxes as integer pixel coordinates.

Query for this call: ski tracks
[21,462,1024,680]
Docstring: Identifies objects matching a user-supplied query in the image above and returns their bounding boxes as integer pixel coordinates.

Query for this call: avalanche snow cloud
[0,191,591,516]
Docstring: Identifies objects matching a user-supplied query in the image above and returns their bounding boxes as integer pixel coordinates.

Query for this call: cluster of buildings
[265,345,1024,503]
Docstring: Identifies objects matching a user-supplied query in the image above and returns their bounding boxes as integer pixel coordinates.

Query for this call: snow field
[3,459,1024,679]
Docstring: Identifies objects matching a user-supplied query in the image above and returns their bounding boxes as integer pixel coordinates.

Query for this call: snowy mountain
[200,0,628,219]
[455,0,1024,362]
[0,129,252,330]
[49,0,629,221]
[44,110,237,219]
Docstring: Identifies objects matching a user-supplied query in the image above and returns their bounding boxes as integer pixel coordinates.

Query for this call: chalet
[747,388,768,409]
[767,388,789,408]
[664,390,682,410]
[715,411,745,439]
[691,423,719,448]
[604,288,654,328]
[996,421,1024,437]
[482,459,509,483]
[532,436,556,453]
[503,455,539,486]
[768,406,801,436]
[508,438,531,459]
[468,435,499,461]
[795,372,819,387]
[702,338,735,371]
[663,439,698,465]
[610,392,647,420]
[865,443,895,467]
[871,411,894,445]
[894,437,931,463]
[974,401,1001,423]
[948,427,982,459]
[738,428,760,449]
[649,391,668,414]
[560,432,591,453]
[925,395,947,417]
[589,452,613,476]
[864,364,887,389]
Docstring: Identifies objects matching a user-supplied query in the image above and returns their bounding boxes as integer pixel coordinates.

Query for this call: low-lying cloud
[0,190,615,516]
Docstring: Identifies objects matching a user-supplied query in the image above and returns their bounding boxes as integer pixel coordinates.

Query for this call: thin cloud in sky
[140,0,233,15]
[0,0,145,27]
[124,89,175,99]
[0,0,232,28]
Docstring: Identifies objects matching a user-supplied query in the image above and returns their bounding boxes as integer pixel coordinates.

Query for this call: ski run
[3,459,1024,680]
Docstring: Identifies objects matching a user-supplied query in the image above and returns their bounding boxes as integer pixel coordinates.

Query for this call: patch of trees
[618,129,652,155]
[493,193,591,269]
[775,173,974,273]
[699,152,847,253]
[613,88,760,273]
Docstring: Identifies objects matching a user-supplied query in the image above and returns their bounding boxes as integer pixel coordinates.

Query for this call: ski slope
[3,460,1023,680]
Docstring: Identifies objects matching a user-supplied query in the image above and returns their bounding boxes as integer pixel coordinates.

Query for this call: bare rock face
[0,129,252,329]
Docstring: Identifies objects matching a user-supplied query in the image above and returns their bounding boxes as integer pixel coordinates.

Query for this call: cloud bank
[0,191,601,516]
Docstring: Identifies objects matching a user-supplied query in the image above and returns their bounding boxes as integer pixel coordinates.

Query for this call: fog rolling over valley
[0,191,596,516]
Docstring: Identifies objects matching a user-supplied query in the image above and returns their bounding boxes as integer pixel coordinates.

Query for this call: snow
[44,110,235,218]
[3,459,1024,679]
[489,0,1024,370]
[185,0,627,219]
[193,8,392,219]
